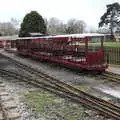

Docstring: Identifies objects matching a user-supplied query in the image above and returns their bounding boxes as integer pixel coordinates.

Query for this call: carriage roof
[16,33,105,40]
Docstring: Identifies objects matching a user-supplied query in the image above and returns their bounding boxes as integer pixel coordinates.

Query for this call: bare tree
[47,17,66,34]
[65,19,86,34]
[0,22,16,35]
[11,18,20,29]
[47,18,86,34]
[0,18,19,36]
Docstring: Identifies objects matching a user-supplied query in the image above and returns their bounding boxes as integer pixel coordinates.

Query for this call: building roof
[0,35,18,41]
[29,33,46,37]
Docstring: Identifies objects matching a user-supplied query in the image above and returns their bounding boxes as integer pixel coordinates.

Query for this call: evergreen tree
[19,11,46,37]
[99,2,120,39]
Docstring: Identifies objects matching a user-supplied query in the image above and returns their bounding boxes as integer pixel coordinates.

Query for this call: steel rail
[102,71,120,83]
[0,68,120,119]
[7,58,120,111]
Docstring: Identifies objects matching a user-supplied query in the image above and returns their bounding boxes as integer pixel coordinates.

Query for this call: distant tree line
[0,12,87,37]
[46,17,86,35]
[19,2,120,37]
[0,2,119,37]
[19,11,87,37]
[0,18,19,36]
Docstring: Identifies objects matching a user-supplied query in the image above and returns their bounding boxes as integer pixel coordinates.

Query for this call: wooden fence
[104,47,120,65]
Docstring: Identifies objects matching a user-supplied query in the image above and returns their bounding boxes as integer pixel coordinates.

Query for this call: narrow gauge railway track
[0,69,120,119]
[102,71,120,83]
[0,54,120,119]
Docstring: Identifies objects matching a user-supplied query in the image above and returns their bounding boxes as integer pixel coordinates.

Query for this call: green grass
[24,91,56,112]
[109,64,120,67]
[24,91,91,120]
[89,42,120,47]
[104,42,120,47]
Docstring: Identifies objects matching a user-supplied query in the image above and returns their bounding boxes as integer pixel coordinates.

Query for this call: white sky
[0,0,120,29]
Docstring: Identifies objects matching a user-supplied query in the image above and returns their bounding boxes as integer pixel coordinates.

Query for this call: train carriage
[16,33,108,71]
[0,35,17,48]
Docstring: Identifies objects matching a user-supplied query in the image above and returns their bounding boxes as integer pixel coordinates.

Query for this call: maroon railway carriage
[16,33,108,71]
[0,40,5,48]
[0,38,16,48]
[0,40,11,48]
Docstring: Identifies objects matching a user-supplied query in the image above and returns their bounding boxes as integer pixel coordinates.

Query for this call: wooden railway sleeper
[4,57,120,113]
[0,69,120,119]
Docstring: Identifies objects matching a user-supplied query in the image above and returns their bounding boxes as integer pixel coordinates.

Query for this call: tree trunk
[110,27,114,40]
[110,11,115,41]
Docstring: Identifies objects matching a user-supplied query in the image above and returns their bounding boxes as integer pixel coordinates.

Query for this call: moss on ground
[24,90,95,120]
[24,91,56,112]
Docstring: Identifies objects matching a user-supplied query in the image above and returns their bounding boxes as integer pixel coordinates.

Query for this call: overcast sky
[0,0,120,29]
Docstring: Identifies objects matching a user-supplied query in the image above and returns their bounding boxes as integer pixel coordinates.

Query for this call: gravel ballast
[0,49,118,120]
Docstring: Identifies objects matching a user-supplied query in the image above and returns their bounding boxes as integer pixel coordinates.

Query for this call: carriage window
[88,36,103,52]
[70,41,84,46]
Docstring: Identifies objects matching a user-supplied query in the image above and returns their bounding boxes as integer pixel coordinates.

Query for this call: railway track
[102,71,120,83]
[0,54,120,119]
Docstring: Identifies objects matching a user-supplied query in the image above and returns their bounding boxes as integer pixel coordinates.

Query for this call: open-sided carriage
[16,33,108,71]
